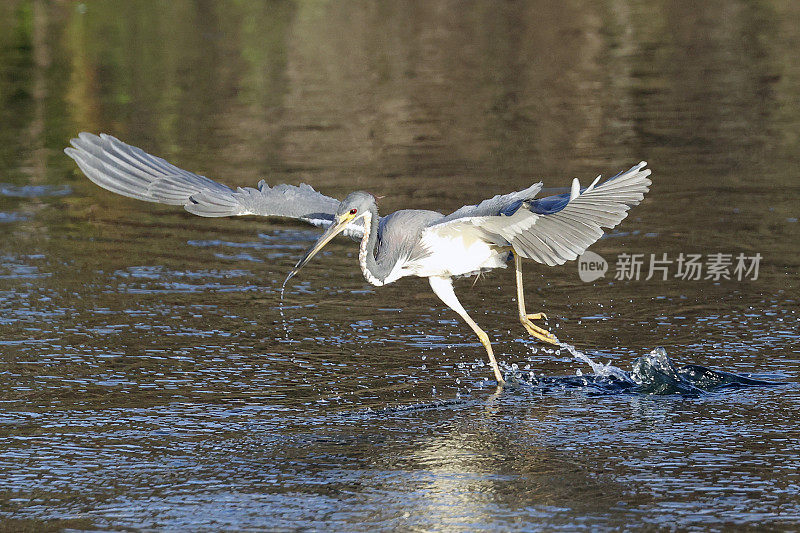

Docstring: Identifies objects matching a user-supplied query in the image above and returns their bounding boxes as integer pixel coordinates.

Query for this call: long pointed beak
[285,217,351,282]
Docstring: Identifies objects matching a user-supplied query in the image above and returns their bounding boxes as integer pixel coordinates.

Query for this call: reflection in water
[0,0,799,530]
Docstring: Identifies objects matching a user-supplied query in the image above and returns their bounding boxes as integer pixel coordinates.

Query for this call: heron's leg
[428,276,505,385]
[514,252,558,345]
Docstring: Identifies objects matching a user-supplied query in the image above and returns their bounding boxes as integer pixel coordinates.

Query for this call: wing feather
[424,161,651,266]
[65,132,364,238]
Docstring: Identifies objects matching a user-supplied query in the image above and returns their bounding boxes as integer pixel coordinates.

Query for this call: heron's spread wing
[424,162,652,266]
[435,182,544,222]
[64,132,364,238]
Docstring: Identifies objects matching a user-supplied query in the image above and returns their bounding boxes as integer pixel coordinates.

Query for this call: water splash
[630,346,777,394]
[557,340,633,383]
[518,343,778,396]
[279,275,291,340]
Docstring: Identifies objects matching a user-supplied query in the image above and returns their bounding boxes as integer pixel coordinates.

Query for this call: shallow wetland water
[1,1,799,530]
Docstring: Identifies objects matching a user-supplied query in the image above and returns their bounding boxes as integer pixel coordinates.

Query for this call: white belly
[404,232,508,279]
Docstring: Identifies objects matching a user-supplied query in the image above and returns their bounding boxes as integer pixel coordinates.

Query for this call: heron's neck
[358,205,390,286]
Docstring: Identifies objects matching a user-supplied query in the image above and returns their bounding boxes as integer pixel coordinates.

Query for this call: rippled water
[1,1,799,530]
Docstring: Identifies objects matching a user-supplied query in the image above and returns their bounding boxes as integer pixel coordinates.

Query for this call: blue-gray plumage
[65,133,652,385]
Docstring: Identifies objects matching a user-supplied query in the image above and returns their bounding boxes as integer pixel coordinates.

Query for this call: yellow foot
[520,314,558,345]
[526,312,547,321]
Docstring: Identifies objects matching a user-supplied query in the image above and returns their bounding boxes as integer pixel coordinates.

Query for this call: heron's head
[286,192,376,280]
[335,191,376,220]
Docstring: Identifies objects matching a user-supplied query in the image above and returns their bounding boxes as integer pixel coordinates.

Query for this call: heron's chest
[405,232,508,279]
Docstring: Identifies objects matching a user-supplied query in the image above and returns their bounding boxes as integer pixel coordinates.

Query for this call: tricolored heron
[66,133,651,385]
